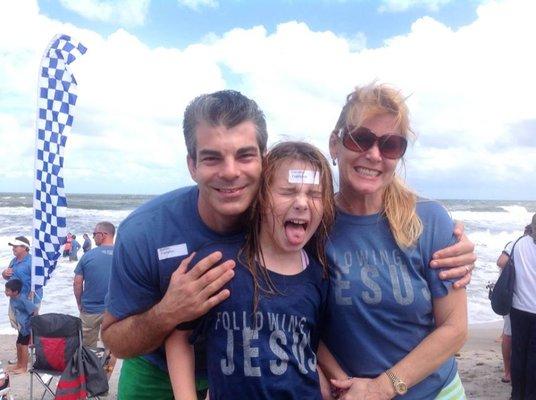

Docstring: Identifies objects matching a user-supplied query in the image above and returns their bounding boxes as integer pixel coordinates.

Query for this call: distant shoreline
[1,191,536,202]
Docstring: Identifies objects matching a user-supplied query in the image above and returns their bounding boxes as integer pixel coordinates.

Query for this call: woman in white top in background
[509,213,536,400]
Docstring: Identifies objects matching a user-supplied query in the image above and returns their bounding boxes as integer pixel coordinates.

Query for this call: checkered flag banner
[31,34,87,291]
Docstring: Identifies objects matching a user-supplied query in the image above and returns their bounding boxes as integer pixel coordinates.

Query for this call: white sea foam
[0,197,534,330]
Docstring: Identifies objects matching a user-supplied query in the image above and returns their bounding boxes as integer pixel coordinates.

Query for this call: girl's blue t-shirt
[180,240,328,400]
[322,199,458,400]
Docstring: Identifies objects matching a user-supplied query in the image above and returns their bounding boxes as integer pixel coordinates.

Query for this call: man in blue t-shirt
[102,90,268,399]
[101,90,476,400]
[74,222,115,348]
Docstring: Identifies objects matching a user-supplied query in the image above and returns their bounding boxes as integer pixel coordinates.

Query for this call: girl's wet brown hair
[239,141,335,311]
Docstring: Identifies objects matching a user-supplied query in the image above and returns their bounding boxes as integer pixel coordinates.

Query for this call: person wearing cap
[2,236,42,305]
[2,236,42,341]
[509,214,536,399]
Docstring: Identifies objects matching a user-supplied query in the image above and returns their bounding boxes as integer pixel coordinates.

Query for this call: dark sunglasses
[92,232,107,237]
[339,126,407,159]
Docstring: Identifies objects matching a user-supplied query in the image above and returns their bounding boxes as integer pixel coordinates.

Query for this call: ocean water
[0,193,535,333]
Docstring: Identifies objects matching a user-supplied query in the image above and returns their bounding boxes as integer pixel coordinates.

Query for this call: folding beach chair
[29,313,109,400]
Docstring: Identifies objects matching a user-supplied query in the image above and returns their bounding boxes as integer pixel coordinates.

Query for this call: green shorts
[118,356,208,400]
[435,373,466,400]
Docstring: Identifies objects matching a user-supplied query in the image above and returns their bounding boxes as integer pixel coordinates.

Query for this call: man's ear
[329,132,339,161]
[187,155,197,182]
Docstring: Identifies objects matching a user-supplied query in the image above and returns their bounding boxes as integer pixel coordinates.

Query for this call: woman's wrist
[373,373,396,399]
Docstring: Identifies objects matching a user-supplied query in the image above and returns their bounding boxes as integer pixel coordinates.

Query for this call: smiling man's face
[188,120,262,233]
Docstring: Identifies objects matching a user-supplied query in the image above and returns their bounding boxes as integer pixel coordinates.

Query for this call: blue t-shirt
[70,240,81,255]
[322,199,458,400]
[106,186,244,371]
[180,241,328,400]
[11,295,37,336]
[9,254,43,304]
[74,245,114,314]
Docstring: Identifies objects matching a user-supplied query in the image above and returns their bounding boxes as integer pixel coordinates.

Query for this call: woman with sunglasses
[319,83,467,399]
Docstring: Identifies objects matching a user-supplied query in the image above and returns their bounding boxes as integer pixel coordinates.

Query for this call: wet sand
[0,320,511,399]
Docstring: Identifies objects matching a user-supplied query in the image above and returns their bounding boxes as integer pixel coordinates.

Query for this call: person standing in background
[496,224,533,385]
[508,216,536,400]
[69,235,81,262]
[497,241,514,384]
[73,222,115,348]
[2,236,43,312]
[5,279,37,374]
[82,233,92,253]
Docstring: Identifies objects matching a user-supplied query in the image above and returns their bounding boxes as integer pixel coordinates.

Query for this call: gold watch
[385,369,408,395]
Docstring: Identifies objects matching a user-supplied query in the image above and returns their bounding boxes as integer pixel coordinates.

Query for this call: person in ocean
[63,232,72,257]
[165,141,336,399]
[69,235,81,262]
[82,233,92,253]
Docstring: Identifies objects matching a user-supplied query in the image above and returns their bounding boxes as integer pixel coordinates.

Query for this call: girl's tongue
[284,221,307,246]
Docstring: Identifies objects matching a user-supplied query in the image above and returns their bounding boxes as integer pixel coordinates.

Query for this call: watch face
[395,382,408,395]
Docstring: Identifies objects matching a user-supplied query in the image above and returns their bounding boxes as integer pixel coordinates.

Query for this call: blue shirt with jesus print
[322,199,459,400]
[180,240,328,400]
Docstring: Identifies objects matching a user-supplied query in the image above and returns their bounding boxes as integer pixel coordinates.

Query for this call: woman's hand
[330,376,393,400]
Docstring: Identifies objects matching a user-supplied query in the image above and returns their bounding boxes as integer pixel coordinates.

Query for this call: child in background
[166,141,336,399]
[5,279,37,374]
[63,232,72,257]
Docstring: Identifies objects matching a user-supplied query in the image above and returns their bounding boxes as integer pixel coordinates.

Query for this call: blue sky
[1,0,535,199]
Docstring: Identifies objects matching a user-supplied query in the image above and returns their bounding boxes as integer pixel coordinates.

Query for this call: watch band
[385,369,408,395]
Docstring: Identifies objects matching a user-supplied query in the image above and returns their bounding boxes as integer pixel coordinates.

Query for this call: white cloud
[378,0,455,13]
[176,0,218,11]
[58,0,150,26]
[0,0,535,198]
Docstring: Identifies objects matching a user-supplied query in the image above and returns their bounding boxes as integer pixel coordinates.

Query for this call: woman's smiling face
[331,113,402,210]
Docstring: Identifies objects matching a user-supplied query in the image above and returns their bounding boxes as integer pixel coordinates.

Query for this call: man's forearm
[101,303,177,359]
[73,283,83,309]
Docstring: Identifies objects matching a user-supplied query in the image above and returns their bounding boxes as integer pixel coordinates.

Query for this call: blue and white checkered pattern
[31,34,87,291]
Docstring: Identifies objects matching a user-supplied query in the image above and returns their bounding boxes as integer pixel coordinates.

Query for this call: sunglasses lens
[342,127,375,152]
[351,128,377,151]
[380,135,407,159]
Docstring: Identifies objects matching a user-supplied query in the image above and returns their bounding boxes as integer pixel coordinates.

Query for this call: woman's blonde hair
[333,82,422,248]
[240,141,335,311]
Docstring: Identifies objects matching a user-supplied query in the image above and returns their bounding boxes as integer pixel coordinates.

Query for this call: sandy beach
[1,321,510,399]
[0,333,121,399]
[456,321,511,400]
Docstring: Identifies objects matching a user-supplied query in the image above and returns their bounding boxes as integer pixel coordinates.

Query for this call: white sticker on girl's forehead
[288,170,320,185]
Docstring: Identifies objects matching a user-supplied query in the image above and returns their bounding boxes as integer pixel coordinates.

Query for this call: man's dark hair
[183,90,268,160]
[6,279,22,294]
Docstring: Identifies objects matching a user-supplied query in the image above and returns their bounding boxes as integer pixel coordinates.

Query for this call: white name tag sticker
[157,243,188,261]
[288,170,320,185]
